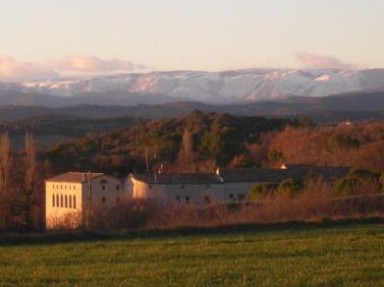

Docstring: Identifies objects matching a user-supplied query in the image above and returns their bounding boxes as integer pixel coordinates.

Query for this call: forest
[1,110,384,231]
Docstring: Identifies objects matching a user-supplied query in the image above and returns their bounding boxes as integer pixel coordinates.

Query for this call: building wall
[129,177,150,199]
[128,177,254,206]
[86,175,128,209]
[45,181,83,229]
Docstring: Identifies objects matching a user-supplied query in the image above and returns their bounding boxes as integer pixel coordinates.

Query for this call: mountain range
[1,68,384,107]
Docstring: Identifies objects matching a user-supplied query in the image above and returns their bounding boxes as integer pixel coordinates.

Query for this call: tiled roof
[132,165,349,185]
[46,172,104,183]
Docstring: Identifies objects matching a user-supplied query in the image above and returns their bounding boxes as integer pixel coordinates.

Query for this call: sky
[1,0,384,81]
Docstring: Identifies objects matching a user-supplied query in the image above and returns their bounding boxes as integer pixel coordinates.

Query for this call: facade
[45,172,129,229]
[126,165,349,206]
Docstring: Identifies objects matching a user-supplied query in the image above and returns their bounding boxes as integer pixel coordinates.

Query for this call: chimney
[215,167,224,183]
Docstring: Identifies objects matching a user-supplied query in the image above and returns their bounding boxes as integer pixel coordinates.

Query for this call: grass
[1,223,384,286]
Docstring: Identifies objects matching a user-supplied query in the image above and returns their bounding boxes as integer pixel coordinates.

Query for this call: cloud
[48,56,149,73]
[0,57,59,82]
[0,56,152,82]
[296,52,357,69]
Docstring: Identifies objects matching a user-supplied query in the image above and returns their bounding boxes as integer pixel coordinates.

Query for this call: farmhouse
[45,164,349,229]
[45,172,129,229]
[127,165,349,206]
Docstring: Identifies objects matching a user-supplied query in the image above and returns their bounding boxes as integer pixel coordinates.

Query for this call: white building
[45,172,129,229]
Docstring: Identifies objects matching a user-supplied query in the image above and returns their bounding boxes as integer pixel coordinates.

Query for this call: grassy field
[1,223,384,287]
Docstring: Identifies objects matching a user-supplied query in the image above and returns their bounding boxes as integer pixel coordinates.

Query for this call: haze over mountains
[0,68,383,107]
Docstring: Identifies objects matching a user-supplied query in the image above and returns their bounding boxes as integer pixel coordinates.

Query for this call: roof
[46,172,104,183]
[133,173,219,185]
[130,165,349,185]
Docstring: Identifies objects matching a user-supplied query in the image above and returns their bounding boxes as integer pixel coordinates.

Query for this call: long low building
[127,165,349,205]
[45,165,349,229]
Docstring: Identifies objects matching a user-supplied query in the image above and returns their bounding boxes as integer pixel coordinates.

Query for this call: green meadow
[1,223,384,287]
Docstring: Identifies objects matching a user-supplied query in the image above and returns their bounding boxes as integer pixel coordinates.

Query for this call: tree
[0,131,11,194]
[277,178,302,197]
[336,169,379,196]
[176,128,198,172]
[199,116,244,165]
[249,183,276,202]
[23,130,44,230]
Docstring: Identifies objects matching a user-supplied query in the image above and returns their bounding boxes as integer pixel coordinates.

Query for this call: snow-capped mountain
[7,68,384,105]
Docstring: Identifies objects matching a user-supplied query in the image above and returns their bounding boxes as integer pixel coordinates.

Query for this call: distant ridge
[1,68,384,106]
[1,90,384,123]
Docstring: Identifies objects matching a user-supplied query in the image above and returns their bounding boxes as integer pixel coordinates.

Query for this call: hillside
[43,112,295,175]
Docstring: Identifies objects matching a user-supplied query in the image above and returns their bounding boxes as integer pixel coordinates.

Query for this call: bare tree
[24,130,43,230]
[177,128,196,172]
[0,131,11,194]
[25,130,36,191]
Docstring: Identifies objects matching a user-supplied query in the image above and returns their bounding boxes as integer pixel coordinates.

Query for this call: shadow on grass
[1,217,384,247]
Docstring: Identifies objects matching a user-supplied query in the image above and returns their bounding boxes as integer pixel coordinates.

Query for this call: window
[69,195,72,208]
[100,179,108,191]
[65,195,68,208]
[56,194,59,207]
[52,194,55,207]
[60,185,63,189]
[73,196,76,209]
[73,185,76,190]
[176,196,190,204]
[52,184,55,189]
[60,194,63,207]
[101,197,106,204]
